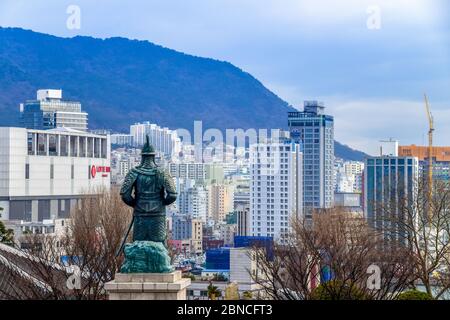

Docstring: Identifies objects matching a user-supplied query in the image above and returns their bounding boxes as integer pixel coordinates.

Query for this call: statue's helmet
[141,135,156,156]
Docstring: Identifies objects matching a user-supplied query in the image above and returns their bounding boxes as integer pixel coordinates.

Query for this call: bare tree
[0,188,132,300]
[252,207,416,300]
[379,179,450,299]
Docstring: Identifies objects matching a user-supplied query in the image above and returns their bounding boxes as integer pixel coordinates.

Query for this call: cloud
[0,0,449,154]
[325,98,450,155]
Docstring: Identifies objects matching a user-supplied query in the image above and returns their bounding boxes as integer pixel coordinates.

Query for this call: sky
[1,0,449,155]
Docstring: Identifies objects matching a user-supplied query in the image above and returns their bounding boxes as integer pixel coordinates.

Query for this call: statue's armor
[120,165,176,243]
[134,167,166,214]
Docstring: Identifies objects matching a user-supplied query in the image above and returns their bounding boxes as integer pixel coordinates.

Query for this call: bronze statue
[118,135,177,273]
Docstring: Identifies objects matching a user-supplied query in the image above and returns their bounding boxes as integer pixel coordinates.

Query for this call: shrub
[311,280,369,300]
[397,290,434,300]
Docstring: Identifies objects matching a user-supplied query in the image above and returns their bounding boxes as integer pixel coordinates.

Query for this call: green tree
[0,210,14,246]
[242,291,253,300]
[311,280,369,300]
[207,282,222,300]
[397,290,434,300]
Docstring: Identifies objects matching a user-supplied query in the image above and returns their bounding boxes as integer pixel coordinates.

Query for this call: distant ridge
[0,27,367,161]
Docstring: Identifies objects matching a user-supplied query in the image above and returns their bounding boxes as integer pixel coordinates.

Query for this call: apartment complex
[169,163,206,182]
[130,121,181,158]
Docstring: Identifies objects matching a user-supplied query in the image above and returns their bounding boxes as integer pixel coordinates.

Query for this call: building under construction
[398,145,450,182]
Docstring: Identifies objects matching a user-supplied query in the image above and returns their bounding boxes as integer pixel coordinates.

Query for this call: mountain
[335,141,368,161]
[0,27,366,161]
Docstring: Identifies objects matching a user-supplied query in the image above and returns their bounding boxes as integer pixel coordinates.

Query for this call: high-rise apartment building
[169,163,206,183]
[130,122,181,158]
[249,139,303,241]
[176,179,208,223]
[208,184,234,223]
[288,101,334,216]
[110,134,133,146]
[364,155,419,242]
[20,90,88,132]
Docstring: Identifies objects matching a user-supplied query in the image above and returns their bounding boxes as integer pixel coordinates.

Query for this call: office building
[288,101,334,216]
[364,155,419,242]
[20,89,88,132]
[0,127,110,223]
[249,139,303,241]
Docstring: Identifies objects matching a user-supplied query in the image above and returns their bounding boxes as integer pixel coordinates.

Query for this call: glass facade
[288,101,334,216]
[364,156,418,242]
[20,97,88,131]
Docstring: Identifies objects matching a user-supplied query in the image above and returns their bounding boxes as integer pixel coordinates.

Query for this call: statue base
[105,271,191,300]
[120,241,173,274]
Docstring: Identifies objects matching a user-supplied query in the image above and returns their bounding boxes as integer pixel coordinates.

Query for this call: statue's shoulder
[128,167,141,176]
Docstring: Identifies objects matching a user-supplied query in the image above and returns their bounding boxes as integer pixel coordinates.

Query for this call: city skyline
[1,1,450,304]
[0,0,449,155]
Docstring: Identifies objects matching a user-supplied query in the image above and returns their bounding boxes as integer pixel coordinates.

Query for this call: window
[70,136,78,157]
[50,164,54,179]
[101,138,107,158]
[37,133,47,156]
[25,164,30,179]
[60,135,68,156]
[94,138,100,158]
[87,138,94,158]
[79,137,86,157]
[71,164,74,179]
[49,135,58,156]
[27,133,34,155]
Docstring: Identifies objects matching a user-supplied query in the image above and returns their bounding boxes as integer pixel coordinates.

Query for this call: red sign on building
[90,166,110,178]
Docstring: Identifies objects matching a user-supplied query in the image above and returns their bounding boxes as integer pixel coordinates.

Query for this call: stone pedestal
[105,271,191,300]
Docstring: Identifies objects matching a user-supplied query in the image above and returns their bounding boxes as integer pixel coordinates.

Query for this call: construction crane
[424,94,434,220]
